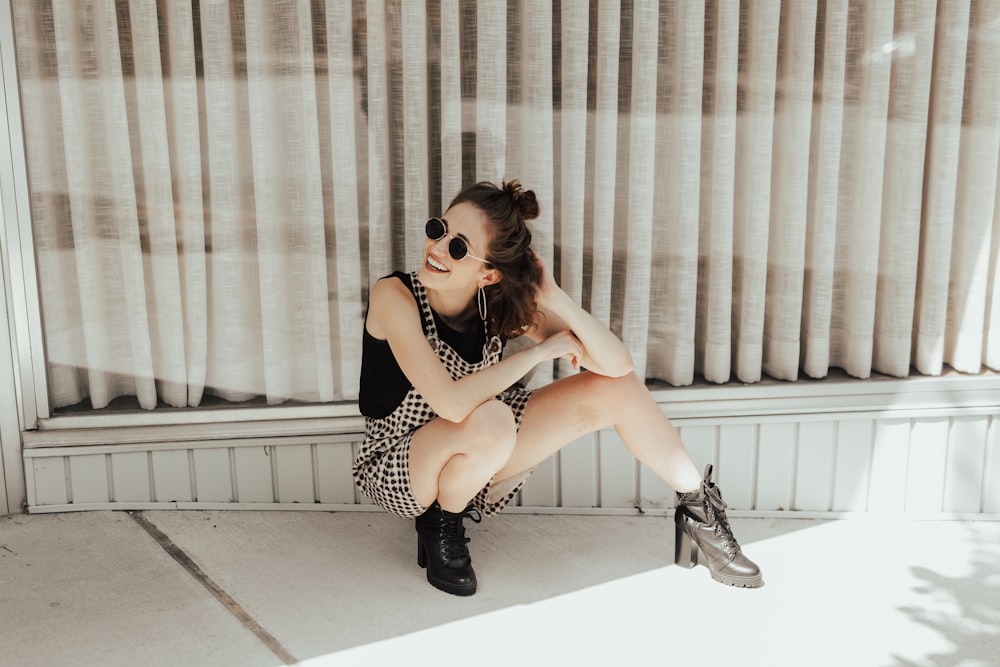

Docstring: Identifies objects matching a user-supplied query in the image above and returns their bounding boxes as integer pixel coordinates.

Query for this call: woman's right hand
[536,329,584,370]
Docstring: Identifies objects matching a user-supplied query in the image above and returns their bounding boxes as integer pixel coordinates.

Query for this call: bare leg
[494,371,703,493]
[408,399,518,512]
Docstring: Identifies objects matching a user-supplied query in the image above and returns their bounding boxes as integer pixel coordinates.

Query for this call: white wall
[21,373,1000,518]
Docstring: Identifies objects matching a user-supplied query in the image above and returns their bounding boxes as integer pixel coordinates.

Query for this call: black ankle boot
[415,502,482,596]
[674,465,763,588]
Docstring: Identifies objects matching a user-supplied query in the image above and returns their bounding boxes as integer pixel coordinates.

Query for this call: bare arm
[523,254,634,378]
[366,277,581,423]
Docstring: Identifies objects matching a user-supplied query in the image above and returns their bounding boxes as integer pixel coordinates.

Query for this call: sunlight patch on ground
[297,519,1000,667]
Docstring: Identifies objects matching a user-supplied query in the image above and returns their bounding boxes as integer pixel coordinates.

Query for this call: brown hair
[448,179,541,338]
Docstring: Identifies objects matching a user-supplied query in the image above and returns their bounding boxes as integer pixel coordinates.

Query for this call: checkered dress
[353,272,533,518]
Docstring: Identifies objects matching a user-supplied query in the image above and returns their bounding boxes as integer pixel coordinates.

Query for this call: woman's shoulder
[371,272,415,302]
[367,272,420,339]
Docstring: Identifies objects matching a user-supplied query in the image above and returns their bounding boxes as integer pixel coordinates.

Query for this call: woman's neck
[425,286,478,331]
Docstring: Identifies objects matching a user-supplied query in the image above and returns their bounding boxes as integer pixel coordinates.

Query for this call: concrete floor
[1,509,998,667]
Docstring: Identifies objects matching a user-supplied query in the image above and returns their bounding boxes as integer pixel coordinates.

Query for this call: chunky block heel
[673,510,697,569]
[417,536,427,568]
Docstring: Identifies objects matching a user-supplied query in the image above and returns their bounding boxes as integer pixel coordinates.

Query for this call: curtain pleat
[697,1,739,383]
[802,0,847,379]
[946,0,1000,373]
[829,2,894,380]
[324,0,365,398]
[402,2,430,269]
[476,1,506,181]
[14,1,88,408]
[586,0,621,331]
[128,0,190,408]
[762,0,816,382]
[365,0,392,286]
[54,1,157,409]
[162,1,209,407]
[914,0,970,376]
[619,0,659,379]
[244,0,333,404]
[559,0,588,309]
[200,0,264,403]
[732,1,780,384]
[873,2,936,378]
[557,0,588,378]
[438,0,463,210]
[11,0,1000,413]
[647,0,701,386]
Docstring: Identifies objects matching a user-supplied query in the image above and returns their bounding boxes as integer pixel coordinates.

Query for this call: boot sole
[710,571,764,588]
[426,573,477,596]
[418,538,478,596]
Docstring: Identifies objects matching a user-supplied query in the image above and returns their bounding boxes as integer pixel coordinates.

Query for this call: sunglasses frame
[425,217,489,263]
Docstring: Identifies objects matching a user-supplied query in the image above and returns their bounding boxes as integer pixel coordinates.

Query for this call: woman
[354,180,762,596]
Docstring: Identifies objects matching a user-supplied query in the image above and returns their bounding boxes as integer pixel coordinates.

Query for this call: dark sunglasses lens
[448,237,469,261]
[425,218,445,240]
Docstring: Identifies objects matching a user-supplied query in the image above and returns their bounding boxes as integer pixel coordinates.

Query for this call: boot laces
[704,483,740,555]
[440,506,481,563]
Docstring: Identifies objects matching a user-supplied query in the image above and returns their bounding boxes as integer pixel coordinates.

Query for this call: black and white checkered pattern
[353,272,533,518]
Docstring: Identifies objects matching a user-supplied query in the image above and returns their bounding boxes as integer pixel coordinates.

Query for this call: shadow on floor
[890,523,1000,667]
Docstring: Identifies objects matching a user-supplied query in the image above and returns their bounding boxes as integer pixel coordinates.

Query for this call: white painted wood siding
[22,415,1000,516]
[21,376,1000,517]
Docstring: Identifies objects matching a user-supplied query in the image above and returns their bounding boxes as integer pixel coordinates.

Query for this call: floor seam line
[129,511,298,665]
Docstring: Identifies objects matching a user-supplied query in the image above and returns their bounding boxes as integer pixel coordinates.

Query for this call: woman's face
[418,202,497,292]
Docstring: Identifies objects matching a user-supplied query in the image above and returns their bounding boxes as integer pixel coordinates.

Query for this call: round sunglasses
[425,217,489,263]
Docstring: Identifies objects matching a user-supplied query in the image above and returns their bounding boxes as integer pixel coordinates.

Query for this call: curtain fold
[11,0,1000,413]
[762,0,816,382]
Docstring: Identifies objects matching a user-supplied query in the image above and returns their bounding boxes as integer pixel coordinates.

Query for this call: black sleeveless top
[359,272,489,419]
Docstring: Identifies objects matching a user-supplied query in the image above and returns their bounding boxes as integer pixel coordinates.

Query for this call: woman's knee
[585,369,645,399]
[465,399,517,459]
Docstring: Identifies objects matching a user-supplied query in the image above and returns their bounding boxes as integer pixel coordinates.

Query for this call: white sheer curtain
[11,0,1000,412]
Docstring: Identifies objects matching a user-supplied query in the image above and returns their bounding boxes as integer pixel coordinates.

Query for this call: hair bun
[503,179,540,221]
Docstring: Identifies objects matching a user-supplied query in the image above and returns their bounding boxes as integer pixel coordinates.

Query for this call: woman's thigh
[493,370,644,482]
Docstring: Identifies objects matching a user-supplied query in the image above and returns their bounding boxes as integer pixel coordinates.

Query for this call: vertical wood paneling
[275,444,314,503]
[519,454,558,507]
[794,421,836,511]
[24,411,1000,515]
[316,441,356,504]
[833,419,873,511]
[32,457,68,506]
[233,447,274,503]
[639,425,675,508]
[599,429,637,509]
[718,424,755,509]
[110,452,150,502]
[905,418,949,512]
[983,417,1000,512]
[868,419,911,512]
[70,454,109,504]
[560,434,598,507]
[193,449,233,502]
[679,425,717,474]
[756,422,796,510]
[943,416,989,512]
[152,450,192,502]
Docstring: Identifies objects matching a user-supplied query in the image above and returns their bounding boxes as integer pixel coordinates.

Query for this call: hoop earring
[477,285,488,323]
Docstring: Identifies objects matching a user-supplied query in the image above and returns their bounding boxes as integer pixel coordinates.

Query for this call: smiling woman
[355,180,763,596]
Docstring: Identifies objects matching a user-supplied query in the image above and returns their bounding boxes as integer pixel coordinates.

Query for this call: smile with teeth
[427,256,449,272]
